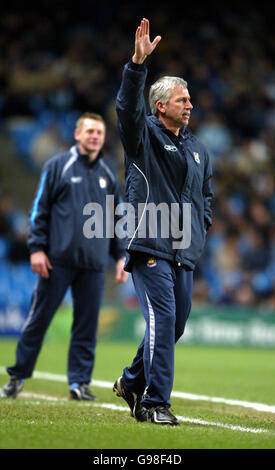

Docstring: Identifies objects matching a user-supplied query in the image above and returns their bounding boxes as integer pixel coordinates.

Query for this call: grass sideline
[0,337,275,450]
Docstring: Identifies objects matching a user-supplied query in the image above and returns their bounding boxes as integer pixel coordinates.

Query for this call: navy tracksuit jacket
[116,61,213,407]
[7,145,125,385]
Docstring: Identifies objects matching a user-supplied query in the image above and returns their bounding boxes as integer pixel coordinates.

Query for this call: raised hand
[132,18,161,64]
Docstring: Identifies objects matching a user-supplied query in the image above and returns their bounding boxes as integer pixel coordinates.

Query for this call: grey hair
[149,76,188,115]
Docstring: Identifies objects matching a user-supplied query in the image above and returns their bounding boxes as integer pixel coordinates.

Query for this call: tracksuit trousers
[123,253,193,408]
[7,264,105,385]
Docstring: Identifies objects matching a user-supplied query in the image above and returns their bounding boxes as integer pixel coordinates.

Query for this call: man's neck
[88,152,99,163]
[77,143,100,162]
[157,115,180,136]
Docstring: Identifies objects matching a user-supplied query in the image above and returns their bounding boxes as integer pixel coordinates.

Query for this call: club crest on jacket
[99,177,107,188]
[193,152,200,164]
[147,257,157,268]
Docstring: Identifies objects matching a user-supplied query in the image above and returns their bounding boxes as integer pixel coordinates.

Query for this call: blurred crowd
[0,3,274,310]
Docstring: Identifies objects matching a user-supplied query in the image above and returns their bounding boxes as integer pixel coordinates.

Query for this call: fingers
[115,259,129,284]
[144,18,149,35]
[31,262,49,278]
[115,270,128,284]
[136,18,148,38]
[133,18,160,63]
[40,264,49,279]
[31,257,51,278]
[120,270,129,284]
[135,25,141,41]
[46,256,53,270]
[30,251,52,279]
[137,18,160,44]
[152,35,162,49]
[141,18,146,36]
[115,265,123,283]
[141,18,148,36]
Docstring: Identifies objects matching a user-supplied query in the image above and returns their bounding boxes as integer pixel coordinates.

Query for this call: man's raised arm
[116,18,161,157]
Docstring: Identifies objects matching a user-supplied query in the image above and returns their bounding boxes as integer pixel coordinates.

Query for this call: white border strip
[61,146,78,177]
[1,367,275,414]
[172,391,275,413]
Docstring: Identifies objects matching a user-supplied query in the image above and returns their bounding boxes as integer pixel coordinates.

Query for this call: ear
[156,100,166,115]
[74,128,79,141]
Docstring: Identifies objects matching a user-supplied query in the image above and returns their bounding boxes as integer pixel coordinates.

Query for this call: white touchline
[1,367,275,414]
[9,392,269,435]
[171,391,275,413]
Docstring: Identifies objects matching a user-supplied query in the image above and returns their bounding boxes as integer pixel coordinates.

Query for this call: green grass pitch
[0,336,275,450]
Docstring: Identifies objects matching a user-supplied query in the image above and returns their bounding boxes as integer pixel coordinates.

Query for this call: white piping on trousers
[21,280,39,332]
[145,291,155,366]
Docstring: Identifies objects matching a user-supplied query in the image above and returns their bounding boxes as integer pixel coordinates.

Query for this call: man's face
[75,118,106,155]
[158,85,193,128]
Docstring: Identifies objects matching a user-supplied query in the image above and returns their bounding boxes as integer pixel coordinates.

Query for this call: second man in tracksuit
[1,112,128,400]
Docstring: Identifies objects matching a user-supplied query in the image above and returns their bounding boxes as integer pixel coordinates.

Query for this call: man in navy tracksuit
[1,112,128,400]
[113,19,213,425]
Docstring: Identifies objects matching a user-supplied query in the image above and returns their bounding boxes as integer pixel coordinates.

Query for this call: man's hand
[30,251,52,279]
[115,258,129,284]
[132,18,161,64]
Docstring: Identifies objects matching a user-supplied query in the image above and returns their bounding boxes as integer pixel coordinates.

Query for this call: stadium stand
[0,3,274,328]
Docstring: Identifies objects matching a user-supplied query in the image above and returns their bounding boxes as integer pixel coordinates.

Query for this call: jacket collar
[74,144,104,166]
[147,115,190,140]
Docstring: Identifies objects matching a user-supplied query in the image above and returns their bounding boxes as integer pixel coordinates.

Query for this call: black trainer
[70,383,96,401]
[113,376,147,422]
[1,376,24,398]
[148,405,179,425]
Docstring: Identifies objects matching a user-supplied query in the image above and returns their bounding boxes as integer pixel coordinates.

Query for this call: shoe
[134,404,149,422]
[148,405,179,425]
[70,383,96,401]
[1,376,24,398]
[113,376,147,422]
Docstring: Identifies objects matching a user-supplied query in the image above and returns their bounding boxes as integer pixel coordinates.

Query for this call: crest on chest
[193,152,200,164]
[99,176,107,188]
